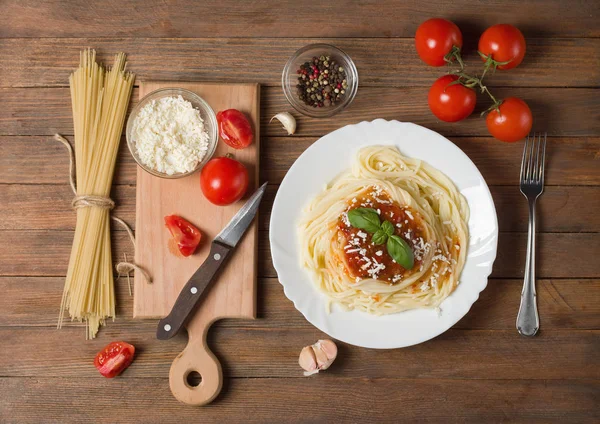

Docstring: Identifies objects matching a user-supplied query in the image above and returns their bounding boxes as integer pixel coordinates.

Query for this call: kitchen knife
[156,182,268,340]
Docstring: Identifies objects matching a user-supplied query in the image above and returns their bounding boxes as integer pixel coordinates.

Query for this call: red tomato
[428,75,476,122]
[486,97,532,142]
[164,215,202,257]
[415,18,463,67]
[94,341,135,378]
[217,109,254,149]
[478,24,526,70]
[200,156,249,206]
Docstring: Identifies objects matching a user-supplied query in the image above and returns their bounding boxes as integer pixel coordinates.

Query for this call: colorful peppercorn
[296,55,348,108]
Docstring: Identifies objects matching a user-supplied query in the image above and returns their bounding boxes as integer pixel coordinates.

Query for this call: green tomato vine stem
[444,47,503,115]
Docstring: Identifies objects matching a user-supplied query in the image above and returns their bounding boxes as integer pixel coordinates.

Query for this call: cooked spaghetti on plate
[298,145,469,315]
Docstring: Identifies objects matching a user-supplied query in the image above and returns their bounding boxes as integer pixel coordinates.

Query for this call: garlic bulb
[298,339,337,376]
[269,112,296,135]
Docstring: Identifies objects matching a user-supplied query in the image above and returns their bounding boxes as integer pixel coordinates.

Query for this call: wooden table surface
[1,1,599,422]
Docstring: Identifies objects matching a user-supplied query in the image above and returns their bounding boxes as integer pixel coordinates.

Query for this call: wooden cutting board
[133,81,260,406]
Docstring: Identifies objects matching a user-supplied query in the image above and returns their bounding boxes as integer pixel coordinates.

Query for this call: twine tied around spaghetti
[53,134,152,285]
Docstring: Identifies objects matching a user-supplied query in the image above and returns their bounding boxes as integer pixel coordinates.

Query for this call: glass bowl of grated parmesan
[126,88,218,178]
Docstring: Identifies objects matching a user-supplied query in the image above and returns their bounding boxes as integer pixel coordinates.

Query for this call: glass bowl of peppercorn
[282,44,358,118]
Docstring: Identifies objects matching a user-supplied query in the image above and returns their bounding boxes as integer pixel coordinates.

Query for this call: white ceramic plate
[269,120,498,349]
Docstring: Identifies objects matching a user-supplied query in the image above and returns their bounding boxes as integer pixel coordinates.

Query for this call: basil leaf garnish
[347,208,381,233]
[386,235,414,269]
[381,220,394,236]
[372,229,387,245]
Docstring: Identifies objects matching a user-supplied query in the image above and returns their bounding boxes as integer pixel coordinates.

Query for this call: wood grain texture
[1,38,598,88]
[261,136,600,187]
[1,278,599,330]
[3,136,599,186]
[1,230,599,279]
[1,326,598,379]
[260,87,600,137]
[0,136,137,184]
[1,0,598,38]
[2,184,599,233]
[2,87,598,137]
[1,377,598,423]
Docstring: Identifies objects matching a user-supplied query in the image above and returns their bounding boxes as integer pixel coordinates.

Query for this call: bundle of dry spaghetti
[58,49,135,338]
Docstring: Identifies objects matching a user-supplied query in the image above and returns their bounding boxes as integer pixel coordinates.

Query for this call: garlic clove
[299,339,338,376]
[312,344,331,370]
[317,339,338,362]
[269,112,296,135]
[298,345,318,374]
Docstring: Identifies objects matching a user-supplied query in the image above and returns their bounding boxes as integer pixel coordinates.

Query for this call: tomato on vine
[428,75,476,123]
[485,97,532,142]
[415,18,463,67]
[478,24,526,72]
[416,18,531,142]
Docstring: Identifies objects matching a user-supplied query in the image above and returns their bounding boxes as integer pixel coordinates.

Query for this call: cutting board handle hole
[185,370,202,388]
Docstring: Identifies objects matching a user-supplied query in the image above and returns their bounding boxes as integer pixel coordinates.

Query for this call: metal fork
[516,133,547,337]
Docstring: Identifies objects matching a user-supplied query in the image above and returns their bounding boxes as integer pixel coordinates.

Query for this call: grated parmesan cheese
[341,212,351,227]
[132,95,210,175]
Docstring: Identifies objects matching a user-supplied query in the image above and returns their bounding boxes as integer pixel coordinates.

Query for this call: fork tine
[534,132,542,183]
[520,134,529,183]
[527,132,536,182]
[540,132,547,186]
[524,133,531,182]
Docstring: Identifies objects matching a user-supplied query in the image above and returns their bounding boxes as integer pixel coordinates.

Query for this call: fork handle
[517,198,540,336]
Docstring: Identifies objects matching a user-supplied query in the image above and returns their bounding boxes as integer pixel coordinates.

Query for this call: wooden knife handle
[157,241,232,340]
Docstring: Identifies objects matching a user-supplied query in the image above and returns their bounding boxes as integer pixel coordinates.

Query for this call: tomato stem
[444,45,465,70]
[478,51,513,81]
[481,85,499,106]
[481,99,504,117]
[450,69,500,113]
[442,47,508,118]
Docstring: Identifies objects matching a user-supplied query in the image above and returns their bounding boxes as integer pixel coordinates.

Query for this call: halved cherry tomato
[217,109,254,149]
[200,156,249,206]
[428,75,476,123]
[478,24,526,70]
[486,97,532,143]
[415,18,463,67]
[164,215,202,257]
[94,341,135,378]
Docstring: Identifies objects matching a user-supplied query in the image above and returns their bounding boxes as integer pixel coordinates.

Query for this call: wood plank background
[0,1,598,423]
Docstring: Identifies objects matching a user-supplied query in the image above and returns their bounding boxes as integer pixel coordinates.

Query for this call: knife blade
[156,182,268,340]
